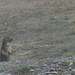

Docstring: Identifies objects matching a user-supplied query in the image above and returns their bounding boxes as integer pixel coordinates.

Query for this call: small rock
[57,68,63,72]
[68,67,72,71]
[69,63,73,66]
[71,73,75,75]
[37,74,41,75]
[6,74,11,75]
[36,68,40,71]
[30,69,35,72]
[72,69,75,72]
[43,64,48,67]
[50,71,58,74]
[0,73,11,75]
[0,73,5,75]
[42,70,48,75]
[61,62,69,66]
[42,70,47,73]
[52,59,59,64]
[50,68,55,72]
[45,71,50,75]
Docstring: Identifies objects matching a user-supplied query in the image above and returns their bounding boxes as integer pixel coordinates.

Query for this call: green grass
[20,64,36,70]
[64,61,75,63]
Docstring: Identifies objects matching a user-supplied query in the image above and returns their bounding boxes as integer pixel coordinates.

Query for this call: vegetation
[64,52,74,57]
[0,0,75,59]
[20,64,36,70]
[64,60,75,63]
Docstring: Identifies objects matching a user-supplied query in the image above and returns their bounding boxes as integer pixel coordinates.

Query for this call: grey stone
[44,71,50,75]
[0,73,11,75]
[50,68,55,72]
[52,59,59,64]
[68,67,72,71]
[50,71,58,74]
[72,69,75,72]
[43,64,48,67]
[30,69,35,72]
[0,73,5,75]
[69,63,73,66]
[36,68,41,71]
[6,74,11,75]
[37,74,41,75]
[42,70,47,73]
[61,62,69,66]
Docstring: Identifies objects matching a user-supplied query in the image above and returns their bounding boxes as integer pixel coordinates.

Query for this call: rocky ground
[0,56,75,75]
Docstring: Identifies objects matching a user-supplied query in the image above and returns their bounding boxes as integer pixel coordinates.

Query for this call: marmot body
[1,37,13,62]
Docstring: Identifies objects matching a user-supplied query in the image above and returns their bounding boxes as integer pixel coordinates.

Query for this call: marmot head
[3,37,13,44]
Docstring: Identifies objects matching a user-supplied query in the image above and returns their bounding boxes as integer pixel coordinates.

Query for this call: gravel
[0,56,75,75]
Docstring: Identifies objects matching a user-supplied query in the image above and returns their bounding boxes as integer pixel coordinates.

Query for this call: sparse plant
[64,61,75,63]
[20,64,36,70]
[64,52,74,57]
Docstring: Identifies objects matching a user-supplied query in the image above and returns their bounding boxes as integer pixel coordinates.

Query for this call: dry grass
[2,0,49,12]
[0,0,75,59]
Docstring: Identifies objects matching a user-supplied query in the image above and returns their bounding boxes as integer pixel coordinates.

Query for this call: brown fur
[1,37,13,62]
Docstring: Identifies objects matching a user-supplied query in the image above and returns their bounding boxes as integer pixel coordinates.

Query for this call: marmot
[1,37,13,62]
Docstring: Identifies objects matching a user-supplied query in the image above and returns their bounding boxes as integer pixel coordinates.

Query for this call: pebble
[50,68,55,72]
[43,64,48,67]
[50,71,58,74]
[0,73,11,75]
[7,74,11,75]
[30,69,35,72]
[69,63,73,66]
[0,57,75,75]
[0,73,5,75]
[44,71,50,75]
[52,59,58,64]
[72,69,75,72]
[68,67,72,71]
